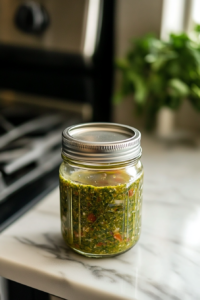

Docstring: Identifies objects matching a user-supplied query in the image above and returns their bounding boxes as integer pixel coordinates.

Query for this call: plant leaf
[191,84,200,98]
[194,24,200,33]
[168,78,190,97]
[128,72,148,104]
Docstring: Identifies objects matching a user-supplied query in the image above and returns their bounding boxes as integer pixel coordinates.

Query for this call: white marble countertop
[0,137,200,300]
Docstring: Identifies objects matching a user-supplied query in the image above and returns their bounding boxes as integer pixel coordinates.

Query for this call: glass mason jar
[59,123,143,258]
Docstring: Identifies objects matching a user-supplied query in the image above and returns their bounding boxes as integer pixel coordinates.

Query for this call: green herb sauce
[60,171,143,257]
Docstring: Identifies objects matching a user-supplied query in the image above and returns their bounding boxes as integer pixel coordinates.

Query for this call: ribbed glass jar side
[59,159,143,258]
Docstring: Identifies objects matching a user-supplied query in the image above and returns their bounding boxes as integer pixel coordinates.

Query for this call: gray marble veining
[0,137,199,300]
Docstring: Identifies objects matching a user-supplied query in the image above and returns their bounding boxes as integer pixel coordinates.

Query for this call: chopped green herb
[60,171,143,257]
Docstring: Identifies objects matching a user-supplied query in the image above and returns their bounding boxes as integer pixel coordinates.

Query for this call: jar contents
[60,168,143,257]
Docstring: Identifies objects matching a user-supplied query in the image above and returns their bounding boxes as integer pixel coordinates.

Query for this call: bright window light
[161,0,185,41]
[192,0,200,24]
[83,0,101,57]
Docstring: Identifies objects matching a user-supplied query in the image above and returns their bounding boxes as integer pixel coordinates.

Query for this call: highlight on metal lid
[62,123,142,164]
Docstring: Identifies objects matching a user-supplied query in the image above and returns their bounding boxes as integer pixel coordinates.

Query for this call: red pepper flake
[74,244,80,249]
[128,189,134,197]
[96,242,104,247]
[114,233,122,242]
[87,213,96,222]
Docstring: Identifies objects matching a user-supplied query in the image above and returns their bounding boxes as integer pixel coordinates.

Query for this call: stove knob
[15,1,49,34]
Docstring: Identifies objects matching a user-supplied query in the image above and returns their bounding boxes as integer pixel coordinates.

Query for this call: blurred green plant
[114,25,200,130]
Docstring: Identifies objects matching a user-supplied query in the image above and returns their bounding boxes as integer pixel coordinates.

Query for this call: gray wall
[115,0,163,57]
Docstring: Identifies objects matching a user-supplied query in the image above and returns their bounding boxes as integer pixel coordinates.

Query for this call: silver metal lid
[62,123,142,164]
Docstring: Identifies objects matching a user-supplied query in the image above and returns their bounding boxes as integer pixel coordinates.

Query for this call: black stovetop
[0,101,80,232]
[0,167,58,232]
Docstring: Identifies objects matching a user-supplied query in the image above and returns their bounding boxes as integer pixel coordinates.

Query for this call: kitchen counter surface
[0,137,200,300]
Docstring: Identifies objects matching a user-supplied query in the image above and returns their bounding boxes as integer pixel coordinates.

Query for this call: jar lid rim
[62,122,142,163]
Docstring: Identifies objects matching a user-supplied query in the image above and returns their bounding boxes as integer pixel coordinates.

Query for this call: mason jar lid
[62,123,142,164]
